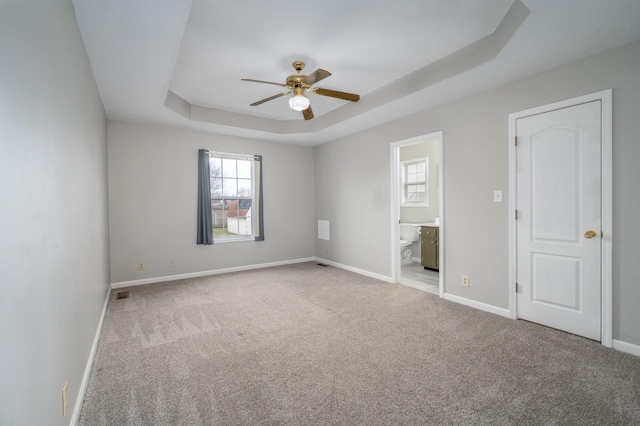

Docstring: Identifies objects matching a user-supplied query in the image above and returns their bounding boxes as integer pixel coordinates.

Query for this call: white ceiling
[72,0,640,146]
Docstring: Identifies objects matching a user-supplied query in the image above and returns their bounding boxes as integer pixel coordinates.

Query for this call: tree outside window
[209,154,254,238]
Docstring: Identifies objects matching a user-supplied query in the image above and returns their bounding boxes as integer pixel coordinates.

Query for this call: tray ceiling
[72,0,640,145]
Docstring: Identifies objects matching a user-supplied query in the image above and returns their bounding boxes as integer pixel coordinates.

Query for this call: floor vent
[316,263,329,267]
[115,291,130,300]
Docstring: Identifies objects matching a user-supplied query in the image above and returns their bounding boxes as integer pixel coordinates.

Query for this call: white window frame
[401,157,429,207]
[209,151,257,243]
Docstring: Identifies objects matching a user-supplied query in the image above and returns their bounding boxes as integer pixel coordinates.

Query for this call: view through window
[402,158,428,205]
[209,153,255,240]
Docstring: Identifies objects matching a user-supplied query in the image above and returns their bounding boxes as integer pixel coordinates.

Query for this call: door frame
[390,131,444,297]
[507,89,613,347]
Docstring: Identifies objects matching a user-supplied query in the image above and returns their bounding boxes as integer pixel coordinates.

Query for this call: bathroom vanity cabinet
[420,226,439,270]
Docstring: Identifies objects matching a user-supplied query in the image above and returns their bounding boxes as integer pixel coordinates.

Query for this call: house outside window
[401,158,428,206]
[209,153,258,241]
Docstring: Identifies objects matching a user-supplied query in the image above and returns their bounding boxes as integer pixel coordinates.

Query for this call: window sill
[214,236,256,244]
[401,203,429,208]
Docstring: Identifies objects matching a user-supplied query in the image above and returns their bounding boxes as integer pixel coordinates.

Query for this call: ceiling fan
[241,61,360,120]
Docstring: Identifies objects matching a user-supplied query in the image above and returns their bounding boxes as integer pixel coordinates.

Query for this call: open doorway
[390,132,444,296]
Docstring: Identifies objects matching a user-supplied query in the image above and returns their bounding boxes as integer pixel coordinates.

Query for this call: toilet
[399,224,421,264]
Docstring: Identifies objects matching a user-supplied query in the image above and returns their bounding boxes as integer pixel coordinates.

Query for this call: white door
[516,100,601,340]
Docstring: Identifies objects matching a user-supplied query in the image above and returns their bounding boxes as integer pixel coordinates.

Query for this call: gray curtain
[254,155,264,241]
[197,149,213,245]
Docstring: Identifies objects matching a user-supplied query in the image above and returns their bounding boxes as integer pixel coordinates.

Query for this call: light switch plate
[493,190,503,203]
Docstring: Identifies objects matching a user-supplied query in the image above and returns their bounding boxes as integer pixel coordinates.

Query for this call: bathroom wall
[400,138,439,223]
[399,138,440,261]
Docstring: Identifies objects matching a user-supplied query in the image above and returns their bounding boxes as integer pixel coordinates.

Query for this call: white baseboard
[443,292,511,318]
[111,257,316,289]
[613,339,640,357]
[314,257,394,283]
[70,286,111,425]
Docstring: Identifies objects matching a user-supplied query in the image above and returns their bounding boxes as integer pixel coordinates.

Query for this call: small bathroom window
[401,158,428,207]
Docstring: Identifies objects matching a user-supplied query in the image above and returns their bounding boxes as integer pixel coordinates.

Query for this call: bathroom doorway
[390,132,443,296]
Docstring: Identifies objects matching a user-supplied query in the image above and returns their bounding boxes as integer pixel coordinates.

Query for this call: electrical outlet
[326,247,330,254]
[461,275,469,287]
[169,259,175,268]
[138,262,145,271]
[62,381,68,416]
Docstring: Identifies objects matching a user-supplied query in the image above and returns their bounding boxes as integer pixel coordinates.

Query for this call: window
[402,158,428,206]
[209,152,263,241]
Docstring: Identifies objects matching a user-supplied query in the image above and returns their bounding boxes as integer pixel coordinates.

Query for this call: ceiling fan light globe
[289,94,310,111]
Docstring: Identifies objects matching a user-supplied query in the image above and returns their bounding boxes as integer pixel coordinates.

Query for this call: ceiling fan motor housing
[286,76,309,90]
[287,61,309,90]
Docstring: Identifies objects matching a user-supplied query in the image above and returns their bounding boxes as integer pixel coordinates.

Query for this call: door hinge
[515,136,518,146]
[515,210,519,220]
[515,282,519,293]
[601,230,604,238]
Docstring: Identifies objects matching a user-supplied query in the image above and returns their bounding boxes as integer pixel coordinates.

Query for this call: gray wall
[107,121,315,284]
[0,1,110,424]
[400,138,440,223]
[314,40,640,345]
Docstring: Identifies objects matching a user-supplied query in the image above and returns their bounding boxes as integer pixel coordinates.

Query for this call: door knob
[584,230,597,239]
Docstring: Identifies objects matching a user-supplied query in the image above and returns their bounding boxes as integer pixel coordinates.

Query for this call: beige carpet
[79,262,640,425]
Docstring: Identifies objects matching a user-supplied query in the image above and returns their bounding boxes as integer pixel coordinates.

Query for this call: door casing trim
[507,89,613,347]
[390,131,444,298]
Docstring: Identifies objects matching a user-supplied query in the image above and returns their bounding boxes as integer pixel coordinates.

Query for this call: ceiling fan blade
[250,91,291,106]
[302,106,314,120]
[314,87,360,102]
[302,69,331,86]
[241,78,288,88]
